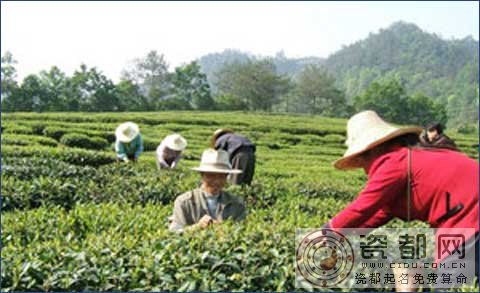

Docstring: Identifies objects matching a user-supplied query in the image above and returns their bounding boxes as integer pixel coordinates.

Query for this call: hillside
[324,21,478,102]
[197,22,479,124]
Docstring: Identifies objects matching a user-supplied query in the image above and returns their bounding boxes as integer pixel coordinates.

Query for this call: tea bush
[1,111,478,292]
[60,133,109,150]
[2,134,58,147]
[2,145,115,166]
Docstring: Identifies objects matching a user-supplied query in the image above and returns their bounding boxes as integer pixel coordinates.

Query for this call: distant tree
[294,64,348,116]
[10,75,44,111]
[355,79,448,125]
[116,79,148,111]
[70,64,120,112]
[406,93,447,126]
[215,93,248,110]
[172,61,214,110]
[37,66,70,111]
[121,50,170,109]
[196,49,253,93]
[215,59,290,111]
[354,79,409,123]
[1,51,19,110]
[158,97,192,110]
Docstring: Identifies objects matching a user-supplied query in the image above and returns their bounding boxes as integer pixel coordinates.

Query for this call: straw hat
[115,122,140,143]
[210,128,234,147]
[333,110,422,170]
[192,149,242,174]
[164,134,187,151]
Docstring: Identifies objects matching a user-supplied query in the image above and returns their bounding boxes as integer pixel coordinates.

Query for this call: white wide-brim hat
[115,122,140,143]
[164,133,187,151]
[333,110,422,170]
[192,149,242,174]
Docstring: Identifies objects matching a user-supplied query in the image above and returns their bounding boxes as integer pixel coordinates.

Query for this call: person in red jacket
[326,110,479,291]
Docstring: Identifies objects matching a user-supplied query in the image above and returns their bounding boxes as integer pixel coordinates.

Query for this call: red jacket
[330,146,479,242]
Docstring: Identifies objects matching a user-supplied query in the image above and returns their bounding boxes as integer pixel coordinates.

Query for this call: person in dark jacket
[419,122,458,151]
[211,129,256,185]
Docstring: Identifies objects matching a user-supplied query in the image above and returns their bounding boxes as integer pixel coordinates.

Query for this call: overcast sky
[1,1,478,82]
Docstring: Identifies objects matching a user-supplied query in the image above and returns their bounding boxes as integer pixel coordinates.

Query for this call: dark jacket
[420,132,458,151]
[214,133,255,158]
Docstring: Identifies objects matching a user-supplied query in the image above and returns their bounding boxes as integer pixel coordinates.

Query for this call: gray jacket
[169,188,246,232]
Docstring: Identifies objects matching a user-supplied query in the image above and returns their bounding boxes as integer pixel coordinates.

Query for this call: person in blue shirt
[114,122,144,163]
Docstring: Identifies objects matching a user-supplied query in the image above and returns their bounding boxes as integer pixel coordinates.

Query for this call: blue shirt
[205,193,220,219]
[115,134,144,159]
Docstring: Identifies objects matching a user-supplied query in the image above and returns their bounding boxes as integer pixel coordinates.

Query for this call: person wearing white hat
[324,110,479,291]
[155,134,187,170]
[114,122,144,163]
[169,149,246,232]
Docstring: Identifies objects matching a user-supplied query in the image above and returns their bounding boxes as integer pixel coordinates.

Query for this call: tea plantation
[1,112,478,291]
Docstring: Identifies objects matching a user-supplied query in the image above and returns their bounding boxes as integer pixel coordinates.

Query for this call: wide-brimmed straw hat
[210,128,234,147]
[115,122,140,143]
[164,134,187,151]
[333,110,422,170]
[192,149,242,174]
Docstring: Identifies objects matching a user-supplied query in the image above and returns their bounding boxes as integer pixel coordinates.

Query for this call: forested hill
[197,22,478,124]
[197,50,324,90]
[324,21,478,103]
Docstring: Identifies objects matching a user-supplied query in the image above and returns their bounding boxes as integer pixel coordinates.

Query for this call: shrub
[2,134,58,147]
[1,202,295,291]
[60,133,109,150]
[1,145,115,166]
[2,125,34,135]
[142,137,158,151]
[457,124,478,134]
[2,112,478,292]
[43,126,68,140]
[43,126,115,143]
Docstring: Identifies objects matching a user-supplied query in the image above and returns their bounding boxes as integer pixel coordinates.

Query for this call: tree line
[1,50,449,126]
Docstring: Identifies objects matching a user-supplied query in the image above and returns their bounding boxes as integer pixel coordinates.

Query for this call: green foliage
[2,145,115,167]
[215,59,291,111]
[2,134,58,147]
[354,79,448,125]
[115,79,148,111]
[293,64,349,116]
[172,61,215,110]
[43,126,115,143]
[60,133,109,150]
[1,202,294,291]
[354,79,409,123]
[138,137,158,152]
[406,93,447,126]
[4,25,477,125]
[1,51,19,110]
[43,126,69,140]
[1,111,477,292]
[121,50,170,109]
[325,21,479,126]
[2,124,34,135]
[70,64,121,112]
[457,123,478,134]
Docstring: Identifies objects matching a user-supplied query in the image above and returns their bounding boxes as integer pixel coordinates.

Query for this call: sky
[1,1,479,82]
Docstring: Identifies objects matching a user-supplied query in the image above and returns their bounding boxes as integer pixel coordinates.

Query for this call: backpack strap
[407,147,412,222]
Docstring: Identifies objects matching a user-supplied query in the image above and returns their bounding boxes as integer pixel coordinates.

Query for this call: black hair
[361,133,421,161]
[427,122,443,134]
